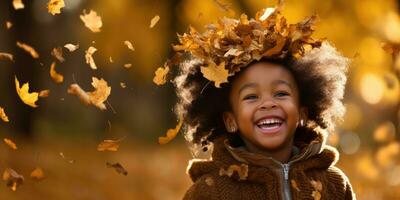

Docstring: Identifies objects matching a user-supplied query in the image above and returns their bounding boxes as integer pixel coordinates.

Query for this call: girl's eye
[243,94,258,100]
[275,91,289,97]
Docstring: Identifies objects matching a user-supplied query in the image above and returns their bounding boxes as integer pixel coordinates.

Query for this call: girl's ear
[223,111,238,133]
[299,106,308,126]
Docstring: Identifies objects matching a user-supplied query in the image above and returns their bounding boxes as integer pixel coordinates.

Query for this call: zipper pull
[283,164,289,180]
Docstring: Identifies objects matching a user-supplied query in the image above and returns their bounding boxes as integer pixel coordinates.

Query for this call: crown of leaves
[157,7,322,88]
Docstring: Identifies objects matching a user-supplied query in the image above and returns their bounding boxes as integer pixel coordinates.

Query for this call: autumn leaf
[68,77,111,110]
[12,0,24,10]
[106,162,128,176]
[64,43,79,52]
[49,62,64,83]
[85,46,97,69]
[0,52,14,62]
[47,0,65,15]
[3,138,17,150]
[5,21,12,29]
[120,82,126,88]
[2,168,24,191]
[51,47,65,62]
[124,40,135,51]
[39,90,50,98]
[150,15,160,28]
[97,139,120,152]
[158,118,183,144]
[123,63,132,69]
[259,8,276,21]
[80,10,102,32]
[153,65,170,85]
[16,41,39,58]
[0,107,9,122]
[219,164,248,180]
[30,167,45,181]
[15,76,39,108]
[200,61,229,88]
[263,36,287,57]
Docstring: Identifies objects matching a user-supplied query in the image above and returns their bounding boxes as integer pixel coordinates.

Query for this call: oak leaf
[200,61,228,88]
[15,76,39,108]
[158,118,183,144]
[80,10,102,32]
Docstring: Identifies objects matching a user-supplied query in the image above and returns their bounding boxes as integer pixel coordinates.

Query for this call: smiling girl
[166,6,356,200]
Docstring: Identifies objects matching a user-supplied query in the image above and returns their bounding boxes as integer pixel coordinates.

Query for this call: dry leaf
[15,76,39,108]
[120,82,126,88]
[85,46,97,69]
[0,52,14,62]
[39,90,50,98]
[68,77,111,110]
[153,65,170,85]
[12,0,24,10]
[97,139,120,151]
[219,164,248,180]
[6,21,13,29]
[80,10,102,32]
[0,107,9,122]
[64,43,79,52]
[259,8,276,21]
[158,118,183,144]
[200,61,229,88]
[124,40,135,51]
[2,168,24,191]
[123,63,132,69]
[16,41,39,58]
[30,167,45,181]
[106,162,128,176]
[49,62,64,83]
[150,15,160,28]
[47,0,65,15]
[51,47,65,62]
[3,138,17,150]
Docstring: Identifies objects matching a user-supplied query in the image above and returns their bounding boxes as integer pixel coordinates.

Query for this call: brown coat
[183,127,356,200]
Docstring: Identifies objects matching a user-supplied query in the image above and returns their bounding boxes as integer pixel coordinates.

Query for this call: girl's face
[223,62,306,152]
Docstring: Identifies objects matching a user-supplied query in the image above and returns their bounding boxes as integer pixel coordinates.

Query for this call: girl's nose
[258,99,277,110]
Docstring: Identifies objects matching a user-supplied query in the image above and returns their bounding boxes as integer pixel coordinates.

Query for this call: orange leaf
[158,118,183,144]
[153,65,169,85]
[49,62,64,83]
[2,168,24,191]
[200,61,229,88]
[0,106,9,122]
[3,138,17,150]
[80,10,102,32]
[97,139,120,152]
[47,0,65,15]
[30,167,45,181]
[68,77,111,110]
[150,15,160,28]
[16,41,39,58]
[15,76,39,108]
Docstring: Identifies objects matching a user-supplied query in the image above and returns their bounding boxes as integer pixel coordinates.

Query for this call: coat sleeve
[183,175,217,200]
[327,166,357,200]
[344,178,356,200]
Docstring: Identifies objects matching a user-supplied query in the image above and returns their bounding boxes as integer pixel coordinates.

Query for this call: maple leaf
[3,138,17,150]
[12,0,24,10]
[150,15,160,28]
[85,46,97,69]
[67,77,111,110]
[47,0,65,15]
[80,10,102,32]
[97,139,120,152]
[30,167,45,181]
[15,76,39,108]
[64,43,79,52]
[158,118,183,144]
[200,61,229,88]
[0,52,14,62]
[153,65,170,85]
[106,162,128,176]
[51,47,65,62]
[16,41,39,58]
[0,107,9,122]
[49,62,64,83]
[2,168,24,191]
[124,40,135,51]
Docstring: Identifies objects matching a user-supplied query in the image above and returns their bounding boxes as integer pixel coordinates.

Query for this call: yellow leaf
[124,40,135,51]
[200,61,229,88]
[68,77,111,110]
[47,0,65,15]
[2,168,24,191]
[150,15,160,28]
[0,107,9,122]
[85,46,97,69]
[158,118,183,144]
[15,76,39,108]
[12,0,24,10]
[80,10,102,32]
[30,167,45,181]
[49,62,64,83]
[97,139,120,151]
[64,43,79,52]
[16,41,39,58]
[3,138,17,150]
[153,65,169,85]
[0,52,14,62]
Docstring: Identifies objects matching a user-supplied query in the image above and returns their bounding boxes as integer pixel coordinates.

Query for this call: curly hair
[174,42,348,145]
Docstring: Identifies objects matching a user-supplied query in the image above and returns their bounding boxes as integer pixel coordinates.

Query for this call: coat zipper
[282,163,291,200]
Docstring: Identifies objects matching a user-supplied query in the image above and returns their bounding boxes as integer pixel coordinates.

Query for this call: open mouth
[255,117,284,133]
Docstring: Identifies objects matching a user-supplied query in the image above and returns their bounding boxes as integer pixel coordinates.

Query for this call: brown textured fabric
[183,127,356,200]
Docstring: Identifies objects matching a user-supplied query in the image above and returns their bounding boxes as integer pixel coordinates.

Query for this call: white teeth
[257,118,282,125]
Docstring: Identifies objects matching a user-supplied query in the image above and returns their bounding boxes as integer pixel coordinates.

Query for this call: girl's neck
[242,140,294,164]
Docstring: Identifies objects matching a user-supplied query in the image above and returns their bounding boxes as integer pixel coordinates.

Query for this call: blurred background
[0,0,400,199]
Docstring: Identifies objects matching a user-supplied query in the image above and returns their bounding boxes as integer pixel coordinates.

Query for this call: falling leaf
[158,118,183,144]
[123,63,132,69]
[120,82,126,88]
[0,107,9,122]
[124,40,135,51]
[80,10,102,32]
[85,46,97,69]
[39,90,50,98]
[3,138,17,150]
[30,167,45,181]
[67,77,111,110]
[15,76,39,108]
[150,15,160,28]
[16,41,39,59]
[47,0,65,15]
[97,139,120,152]
[200,61,229,88]
[106,162,128,176]
[49,62,64,83]
[6,21,13,29]
[0,52,14,62]
[259,8,276,21]
[2,168,24,191]
[219,164,248,180]
[12,0,24,10]
[51,47,65,62]
[64,43,79,52]
[109,56,114,63]
[153,65,169,85]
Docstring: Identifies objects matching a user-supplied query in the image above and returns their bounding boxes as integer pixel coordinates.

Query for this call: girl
[168,6,356,200]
